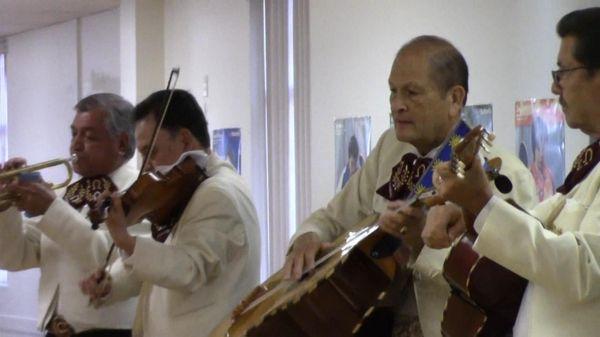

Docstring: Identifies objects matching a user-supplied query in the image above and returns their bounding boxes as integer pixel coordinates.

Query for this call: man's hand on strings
[379,200,426,253]
[433,157,493,216]
[105,192,136,255]
[421,203,466,249]
[283,232,334,280]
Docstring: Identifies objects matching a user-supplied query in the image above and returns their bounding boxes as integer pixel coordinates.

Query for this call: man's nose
[551,80,561,96]
[70,136,84,152]
[390,96,407,114]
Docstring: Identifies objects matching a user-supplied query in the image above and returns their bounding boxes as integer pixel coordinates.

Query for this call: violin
[89,156,207,241]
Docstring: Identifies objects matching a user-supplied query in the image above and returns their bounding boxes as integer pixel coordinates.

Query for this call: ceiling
[0,0,119,38]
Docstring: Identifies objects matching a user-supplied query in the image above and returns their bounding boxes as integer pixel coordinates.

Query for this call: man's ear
[179,128,200,151]
[447,85,466,119]
[118,133,130,157]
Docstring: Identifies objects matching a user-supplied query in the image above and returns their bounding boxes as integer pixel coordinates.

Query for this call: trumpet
[0,155,76,209]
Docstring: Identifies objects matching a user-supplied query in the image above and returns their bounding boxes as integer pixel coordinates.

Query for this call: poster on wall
[462,104,493,131]
[515,98,565,202]
[212,128,241,174]
[334,117,372,192]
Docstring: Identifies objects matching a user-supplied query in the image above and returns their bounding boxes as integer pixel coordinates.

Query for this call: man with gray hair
[284,36,536,336]
[0,93,146,337]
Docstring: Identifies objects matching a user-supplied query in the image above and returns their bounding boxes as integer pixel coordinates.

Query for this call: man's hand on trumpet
[0,157,27,190]
[0,157,55,216]
[8,182,55,217]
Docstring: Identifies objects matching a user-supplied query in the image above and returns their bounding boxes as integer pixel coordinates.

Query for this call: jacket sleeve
[474,178,600,303]
[0,207,42,271]
[35,198,150,270]
[35,198,114,269]
[99,258,143,305]
[122,182,250,292]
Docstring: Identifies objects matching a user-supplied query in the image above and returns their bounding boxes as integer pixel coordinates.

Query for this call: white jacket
[474,156,600,336]
[106,153,261,337]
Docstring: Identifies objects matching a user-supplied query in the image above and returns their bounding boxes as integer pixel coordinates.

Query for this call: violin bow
[99,67,181,276]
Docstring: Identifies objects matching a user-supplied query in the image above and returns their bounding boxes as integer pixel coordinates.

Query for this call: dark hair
[557,7,600,73]
[348,135,359,159]
[74,93,136,159]
[133,89,210,148]
[398,35,469,105]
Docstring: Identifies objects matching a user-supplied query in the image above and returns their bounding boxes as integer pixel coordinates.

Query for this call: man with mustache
[432,7,600,336]
[0,93,145,336]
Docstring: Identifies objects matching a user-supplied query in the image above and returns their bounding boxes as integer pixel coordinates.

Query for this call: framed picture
[462,104,493,131]
[515,98,565,201]
[334,117,371,192]
[212,128,241,173]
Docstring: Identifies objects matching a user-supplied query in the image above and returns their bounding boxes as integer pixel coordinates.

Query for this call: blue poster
[212,128,241,174]
[462,104,493,132]
[334,117,371,192]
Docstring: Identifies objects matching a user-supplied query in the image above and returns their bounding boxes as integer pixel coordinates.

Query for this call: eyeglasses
[551,66,589,83]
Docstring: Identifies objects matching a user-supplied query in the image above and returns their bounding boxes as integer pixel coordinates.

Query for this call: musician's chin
[394,123,417,142]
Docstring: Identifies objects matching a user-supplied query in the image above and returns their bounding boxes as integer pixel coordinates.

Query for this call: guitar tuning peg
[483,130,496,142]
[451,159,466,178]
[485,157,502,174]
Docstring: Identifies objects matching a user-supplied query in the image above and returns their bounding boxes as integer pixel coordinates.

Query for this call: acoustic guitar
[209,216,401,337]
[209,121,476,337]
[441,126,528,337]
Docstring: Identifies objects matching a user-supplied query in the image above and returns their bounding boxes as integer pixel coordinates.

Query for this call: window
[0,53,7,161]
[250,0,310,278]
[0,51,7,286]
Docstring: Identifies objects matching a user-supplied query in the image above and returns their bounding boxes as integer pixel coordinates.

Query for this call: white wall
[308,0,599,211]
[119,0,165,106]
[6,21,78,165]
[3,19,78,336]
[164,0,252,181]
[2,9,120,336]
[80,8,121,96]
